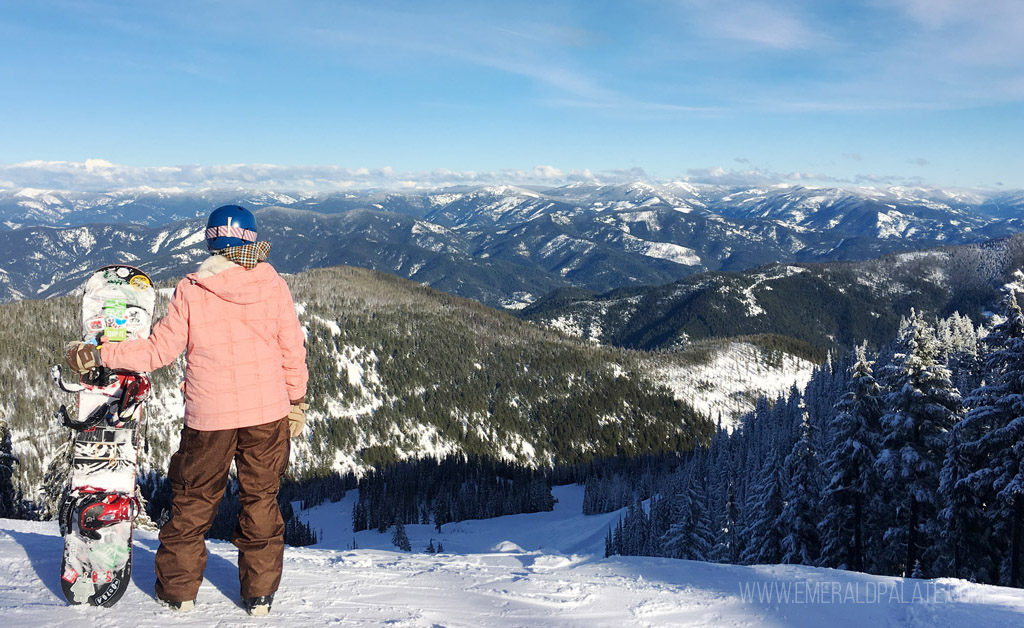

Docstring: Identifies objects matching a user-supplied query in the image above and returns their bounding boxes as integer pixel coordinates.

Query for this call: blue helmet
[206,205,258,251]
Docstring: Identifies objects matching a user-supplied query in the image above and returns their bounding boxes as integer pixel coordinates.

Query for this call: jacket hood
[187,256,279,305]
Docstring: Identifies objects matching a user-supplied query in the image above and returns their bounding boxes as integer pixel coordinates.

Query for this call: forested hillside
[0,264,739,503]
[287,266,714,474]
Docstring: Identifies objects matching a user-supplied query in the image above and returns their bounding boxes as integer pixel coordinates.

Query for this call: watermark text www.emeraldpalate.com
[738,580,979,605]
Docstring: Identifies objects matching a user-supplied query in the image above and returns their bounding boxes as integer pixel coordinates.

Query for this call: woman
[66,204,308,615]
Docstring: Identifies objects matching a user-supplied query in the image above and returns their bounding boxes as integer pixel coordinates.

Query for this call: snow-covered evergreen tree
[649,485,678,548]
[938,311,984,401]
[623,496,654,556]
[783,384,805,446]
[661,471,713,561]
[937,424,989,579]
[583,472,633,516]
[876,310,961,577]
[711,480,741,564]
[740,449,785,565]
[779,412,822,565]
[392,521,411,551]
[742,397,774,488]
[818,344,883,572]
[803,351,850,455]
[953,293,1024,586]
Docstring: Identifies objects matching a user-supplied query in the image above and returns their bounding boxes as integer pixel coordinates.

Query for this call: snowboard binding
[60,489,141,540]
[52,366,151,431]
[78,492,141,539]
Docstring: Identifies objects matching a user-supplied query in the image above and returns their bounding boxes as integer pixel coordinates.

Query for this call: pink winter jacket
[100,255,308,431]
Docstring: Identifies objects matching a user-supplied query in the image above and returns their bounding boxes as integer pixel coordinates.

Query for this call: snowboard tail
[54,265,155,607]
[60,522,134,607]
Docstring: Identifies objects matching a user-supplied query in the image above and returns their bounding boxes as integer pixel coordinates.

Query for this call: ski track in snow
[3,486,1024,627]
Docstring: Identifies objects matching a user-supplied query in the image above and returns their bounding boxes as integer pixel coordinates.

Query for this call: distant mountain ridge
[1,182,1022,307]
[521,233,1024,353]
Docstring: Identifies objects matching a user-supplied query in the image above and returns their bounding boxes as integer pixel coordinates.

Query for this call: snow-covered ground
[3,486,1024,627]
[649,342,817,430]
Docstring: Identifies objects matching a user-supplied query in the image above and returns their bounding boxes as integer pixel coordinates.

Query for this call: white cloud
[533,165,564,179]
[684,166,845,187]
[0,159,609,192]
[853,172,926,186]
[0,159,1006,194]
[684,167,777,186]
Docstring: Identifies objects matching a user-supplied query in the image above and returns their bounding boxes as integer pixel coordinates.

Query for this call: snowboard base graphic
[53,265,155,606]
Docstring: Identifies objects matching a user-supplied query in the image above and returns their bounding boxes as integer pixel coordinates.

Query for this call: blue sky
[1,0,1022,190]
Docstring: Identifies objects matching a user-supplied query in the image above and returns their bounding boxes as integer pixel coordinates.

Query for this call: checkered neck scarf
[213,241,271,269]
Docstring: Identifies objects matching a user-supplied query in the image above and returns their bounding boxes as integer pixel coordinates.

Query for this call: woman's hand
[64,341,102,374]
[288,401,310,438]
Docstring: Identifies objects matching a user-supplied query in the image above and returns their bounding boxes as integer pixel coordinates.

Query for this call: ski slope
[2,486,1024,627]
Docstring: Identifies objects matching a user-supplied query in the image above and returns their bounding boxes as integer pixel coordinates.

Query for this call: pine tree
[623,497,653,556]
[284,516,319,546]
[661,472,713,561]
[939,312,983,397]
[911,559,924,579]
[647,493,672,547]
[937,424,988,579]
[740,449,785,565]
[583,474,606,515]
[818,344,883,571]
[711,480,741,564]
[876,310,961,577]
[391,521,411,552]
[779,412,822,566]
[0,418,21,519]
[953,293,1024,586]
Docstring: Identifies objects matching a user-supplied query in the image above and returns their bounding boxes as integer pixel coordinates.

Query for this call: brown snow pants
[155,417,290,603]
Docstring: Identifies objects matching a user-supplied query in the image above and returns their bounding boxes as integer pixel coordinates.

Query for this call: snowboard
[51,265,156,607]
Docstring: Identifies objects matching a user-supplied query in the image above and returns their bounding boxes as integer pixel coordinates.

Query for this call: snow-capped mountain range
[1,182,1022,307]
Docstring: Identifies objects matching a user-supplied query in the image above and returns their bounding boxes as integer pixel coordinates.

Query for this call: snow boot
[158,597,195,612]
[243,594,274,616]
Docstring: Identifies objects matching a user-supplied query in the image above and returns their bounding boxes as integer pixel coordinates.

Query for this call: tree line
[605,298,1024,587]
[353,455,555,535]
